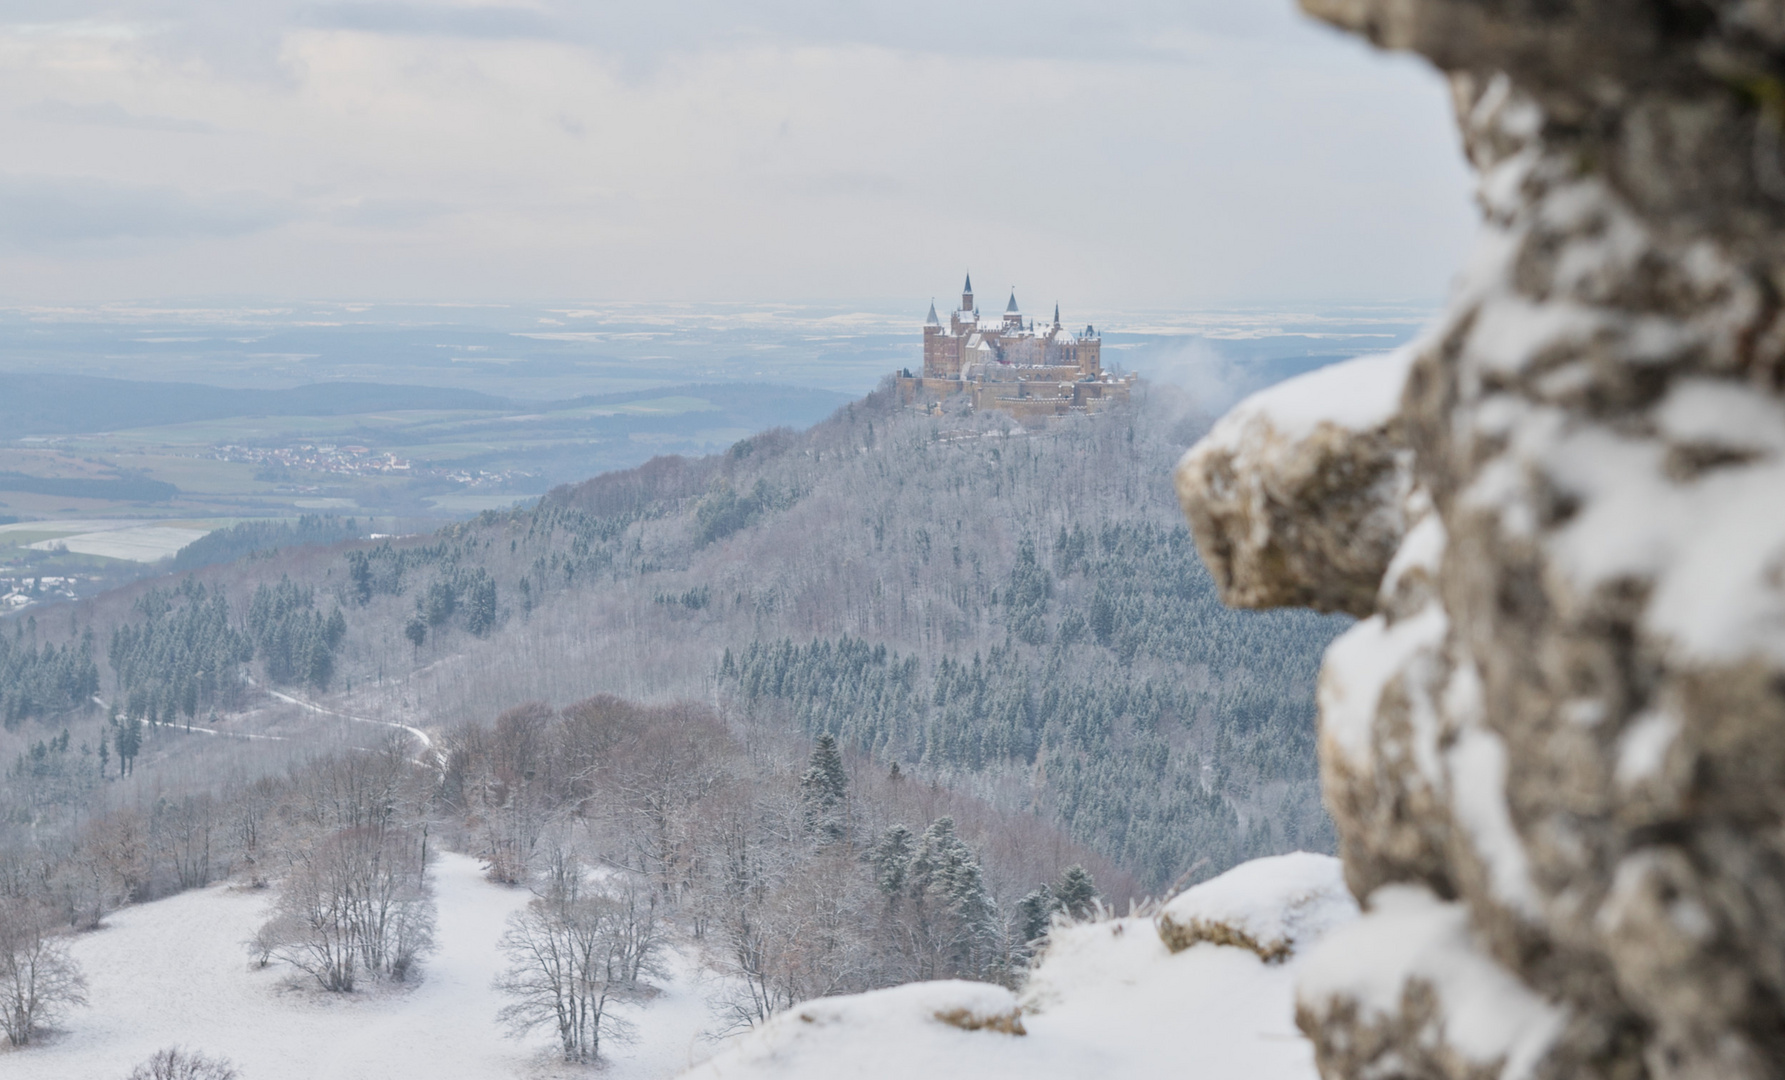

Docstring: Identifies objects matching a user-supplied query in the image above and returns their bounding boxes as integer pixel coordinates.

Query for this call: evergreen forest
[0,380,1345,961]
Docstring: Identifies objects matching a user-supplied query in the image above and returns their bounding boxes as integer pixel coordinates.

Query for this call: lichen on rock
[1174,4,1785,1079]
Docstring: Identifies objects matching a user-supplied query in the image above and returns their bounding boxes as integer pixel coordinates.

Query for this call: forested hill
[6,380,1347,893]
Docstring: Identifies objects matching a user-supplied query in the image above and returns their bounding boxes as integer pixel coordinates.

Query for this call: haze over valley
[0,3,1506,1079]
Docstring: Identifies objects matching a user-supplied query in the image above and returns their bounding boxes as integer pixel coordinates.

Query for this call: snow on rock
[681,854,1359,1080]
[1297,885,1567,1080]
[1174,348,1419,617]
[1156,852,1357,961]
[1177,29,1785,1074]
[1207,348,1418,446]
[678,981,1041,1080]
[1317,603,1448,770]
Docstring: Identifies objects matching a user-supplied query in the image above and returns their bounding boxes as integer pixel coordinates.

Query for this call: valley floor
[3,852,718,1080]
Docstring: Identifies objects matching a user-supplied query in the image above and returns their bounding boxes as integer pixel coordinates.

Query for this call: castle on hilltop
[895,274,1135,422]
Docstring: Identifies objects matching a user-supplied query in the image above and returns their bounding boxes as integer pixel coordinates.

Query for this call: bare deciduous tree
[494,850,660,1064]
[123,1046,239,1080]
[258,821,434,991]
[0,902,88,1047]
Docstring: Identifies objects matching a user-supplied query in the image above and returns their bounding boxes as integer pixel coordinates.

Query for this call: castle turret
[1077,323,1101,379]
[926,300,940,328]
[1004,289,1021,330]
[961,273,973,313]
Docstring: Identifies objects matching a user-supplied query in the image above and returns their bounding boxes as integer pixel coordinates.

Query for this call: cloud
[0,1,1475,304]
[1122,338,1259,416]
[783,172,903,200]
[329,197,452,230]
[297,2,560,40]
[21,99,216,133]
[0,175,293,246]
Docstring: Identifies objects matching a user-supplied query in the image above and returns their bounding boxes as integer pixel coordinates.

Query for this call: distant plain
[0,298,1433,599]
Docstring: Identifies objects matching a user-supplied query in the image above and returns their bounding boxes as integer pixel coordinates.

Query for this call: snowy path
[3,853,720,1080]
[257,682,434,750]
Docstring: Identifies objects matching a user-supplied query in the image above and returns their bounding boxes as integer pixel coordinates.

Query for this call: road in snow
[255,681,434,750]
[3,852,723,1080]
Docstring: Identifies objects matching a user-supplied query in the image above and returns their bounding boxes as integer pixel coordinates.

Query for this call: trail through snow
[256,682,434,750]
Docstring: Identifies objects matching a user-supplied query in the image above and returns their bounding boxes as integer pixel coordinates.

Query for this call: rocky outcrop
[1155,851,1357,962]
[1174,5,1785,1079]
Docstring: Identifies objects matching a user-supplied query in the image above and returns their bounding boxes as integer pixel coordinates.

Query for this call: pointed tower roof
[925,300,940,326]
[963,272,973,293]
[1053,302,1061,326]
[1006,289,1020,313]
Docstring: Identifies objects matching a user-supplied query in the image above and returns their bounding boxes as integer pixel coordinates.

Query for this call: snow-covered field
[4,852,718,1080]
[8,518,216,562]
[8,852,1352,1080]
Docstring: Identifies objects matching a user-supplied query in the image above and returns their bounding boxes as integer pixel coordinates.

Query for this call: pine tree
[872,825,913,899]
[1054,865,1098,920]
[908,817,1000,979]
[116,717,140,776]
[1017,887,1058,946]
[798,734,848,840]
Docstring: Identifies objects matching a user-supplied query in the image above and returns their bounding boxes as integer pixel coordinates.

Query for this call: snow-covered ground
[679,853,1355,1080]
[8,852,1354,1080]
[16,520,215,562]
[3,852,719,1080]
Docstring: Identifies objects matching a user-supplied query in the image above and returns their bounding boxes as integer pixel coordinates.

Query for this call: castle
[894,274,1136,422]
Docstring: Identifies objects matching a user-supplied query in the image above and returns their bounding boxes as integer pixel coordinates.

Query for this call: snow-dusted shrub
[123,1046,240,1080]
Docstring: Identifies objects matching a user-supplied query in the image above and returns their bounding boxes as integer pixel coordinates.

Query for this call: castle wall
[911,289,1127,422]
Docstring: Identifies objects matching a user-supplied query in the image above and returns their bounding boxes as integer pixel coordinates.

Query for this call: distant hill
[0,373,514,436]
[5,382,1343,893]
[0,470,178,501]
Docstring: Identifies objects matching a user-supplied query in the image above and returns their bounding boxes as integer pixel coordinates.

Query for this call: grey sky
[0,1,1476,307]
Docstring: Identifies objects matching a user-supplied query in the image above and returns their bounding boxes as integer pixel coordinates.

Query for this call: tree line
[438,696,1114,1058]
[0,618,98,729]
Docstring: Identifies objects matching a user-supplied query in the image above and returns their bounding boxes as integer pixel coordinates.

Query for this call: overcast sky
[0,1,1477,309]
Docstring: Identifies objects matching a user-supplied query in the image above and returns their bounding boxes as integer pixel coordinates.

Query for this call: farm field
[6,388,849,528]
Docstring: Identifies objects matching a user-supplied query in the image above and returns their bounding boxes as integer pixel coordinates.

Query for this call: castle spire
[1006,289,1020,314]
[1053,302,1060,327]
[961,273,974,313]
[925,299,940,327]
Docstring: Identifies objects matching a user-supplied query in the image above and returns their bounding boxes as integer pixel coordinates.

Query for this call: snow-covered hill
[5,852,1356,1080]
[677,853,1356,1080]
[3,853,714,1080]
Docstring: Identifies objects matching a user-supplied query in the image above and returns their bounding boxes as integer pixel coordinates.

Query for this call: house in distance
[895,273,1136,422]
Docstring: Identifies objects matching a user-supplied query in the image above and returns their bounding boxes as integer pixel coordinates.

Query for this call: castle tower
[1004,289,1021,330]
[961,273,974,313]
[925,296,967,379]
[1078,323,1102,379]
